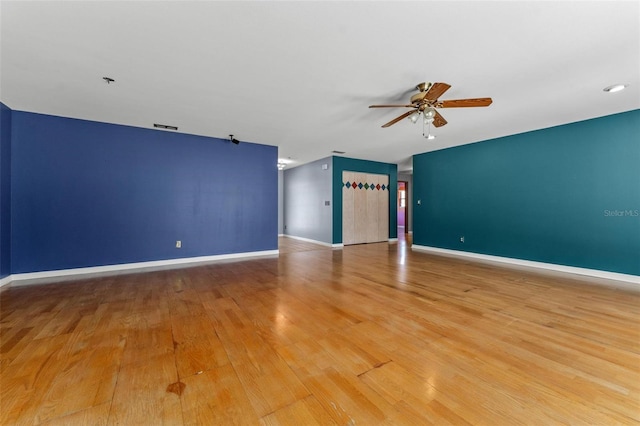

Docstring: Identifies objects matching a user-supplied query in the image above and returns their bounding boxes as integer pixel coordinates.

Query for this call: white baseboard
[5,249,279,287]
[0,275,11,289]
[388,238,398,243]
[283,234,337,248]
[278,233,284,237]
[412,245,640,288]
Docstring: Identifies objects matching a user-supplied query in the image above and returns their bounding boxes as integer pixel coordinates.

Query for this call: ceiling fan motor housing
[410,92,429,104]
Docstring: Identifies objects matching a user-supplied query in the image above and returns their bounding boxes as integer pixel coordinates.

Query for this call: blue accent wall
[0,103,11,278]
[11,111,277,274]
[332,156,398,244]
[413,110,640,276]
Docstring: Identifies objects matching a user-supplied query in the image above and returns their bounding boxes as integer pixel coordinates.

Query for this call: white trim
[278,233,284,237]
[0,275,12,289]
[7,249,279,287]
[282,234,334,247]
[331,243,344,249]
[411,245,640,287]
[388,238,398,243]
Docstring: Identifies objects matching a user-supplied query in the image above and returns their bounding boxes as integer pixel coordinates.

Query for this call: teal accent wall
[413,109,640,276]
[332,156,398,244]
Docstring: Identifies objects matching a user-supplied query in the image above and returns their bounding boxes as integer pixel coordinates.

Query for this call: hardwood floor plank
[227,351,310,417]
[170,314,229,378]
[315,329,391,377]
[39,402,110,426]
[0,235,638,425]
[296,366,391,425]
[34,342,123,423]
[0,327,34,354]
[180,364,258,425]
[1,334,71,425]
[107,353,182,425]
[259,395,338,426]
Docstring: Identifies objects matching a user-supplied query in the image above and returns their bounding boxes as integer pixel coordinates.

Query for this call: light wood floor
[1,235,639,425]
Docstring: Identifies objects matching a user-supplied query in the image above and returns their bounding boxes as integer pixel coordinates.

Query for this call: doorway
[397,181,408,234]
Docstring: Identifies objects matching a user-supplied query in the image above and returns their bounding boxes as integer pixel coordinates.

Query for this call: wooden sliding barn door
[342,171,389,245]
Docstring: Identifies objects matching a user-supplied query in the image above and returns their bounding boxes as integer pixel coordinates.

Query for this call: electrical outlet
[176,240,182,248]
[417,199,421,205]
[460,236,465,243]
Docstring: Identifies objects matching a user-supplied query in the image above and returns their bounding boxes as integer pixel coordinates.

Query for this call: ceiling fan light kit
[369,81,492,140]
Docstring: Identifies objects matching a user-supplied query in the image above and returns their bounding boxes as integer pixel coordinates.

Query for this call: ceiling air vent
[153,123,178,131]
[332,150,346,154]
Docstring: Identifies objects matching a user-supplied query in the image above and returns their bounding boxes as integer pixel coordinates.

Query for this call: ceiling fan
[369,82,492,130]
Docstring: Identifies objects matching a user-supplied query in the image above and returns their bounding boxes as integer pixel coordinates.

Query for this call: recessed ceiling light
[603,84,628,93]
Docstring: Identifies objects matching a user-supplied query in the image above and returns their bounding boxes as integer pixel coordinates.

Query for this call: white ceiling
[1,1,638,173]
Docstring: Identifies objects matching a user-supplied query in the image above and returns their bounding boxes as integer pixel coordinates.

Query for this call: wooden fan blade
[439,98,493,108]
[381,110,417,128]
[369,104,415,108]
[425,82,451,101]
[433,110,448,128]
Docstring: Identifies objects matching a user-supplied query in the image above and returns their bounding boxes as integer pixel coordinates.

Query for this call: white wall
[283,157,333,244]
[278,170,284,234]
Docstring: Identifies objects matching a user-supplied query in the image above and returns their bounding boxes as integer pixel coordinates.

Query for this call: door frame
[398,180,408,234]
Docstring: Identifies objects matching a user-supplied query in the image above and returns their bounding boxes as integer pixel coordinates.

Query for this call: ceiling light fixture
[603,84,628,93]
[407,108,437,138]
[277,158,294,170]
[422,108,437,140]
[423,107,436,121]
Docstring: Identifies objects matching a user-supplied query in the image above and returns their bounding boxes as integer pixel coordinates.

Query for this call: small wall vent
[154,123,178,131]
